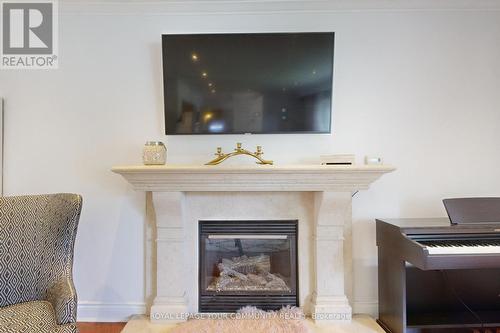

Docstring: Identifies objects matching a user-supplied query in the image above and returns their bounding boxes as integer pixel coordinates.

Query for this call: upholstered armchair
[0,194,82,333]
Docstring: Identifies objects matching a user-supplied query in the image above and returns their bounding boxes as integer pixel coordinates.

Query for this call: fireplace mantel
[112,164,395,192]
[112,163,395,324]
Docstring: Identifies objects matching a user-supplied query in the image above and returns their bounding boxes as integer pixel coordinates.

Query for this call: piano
[376,198,500,333]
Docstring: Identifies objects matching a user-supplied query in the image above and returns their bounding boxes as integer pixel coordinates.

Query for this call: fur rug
[170,306,311,333]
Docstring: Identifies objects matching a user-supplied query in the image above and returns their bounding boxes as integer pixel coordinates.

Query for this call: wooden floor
[78,323,126,333]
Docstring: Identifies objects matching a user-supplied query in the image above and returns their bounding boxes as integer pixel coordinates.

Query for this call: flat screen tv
[162,32,334,135]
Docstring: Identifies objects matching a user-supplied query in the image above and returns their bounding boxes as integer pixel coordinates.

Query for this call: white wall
[1,0,500,321]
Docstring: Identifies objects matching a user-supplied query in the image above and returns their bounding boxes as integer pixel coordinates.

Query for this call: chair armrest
[45,278,78,325]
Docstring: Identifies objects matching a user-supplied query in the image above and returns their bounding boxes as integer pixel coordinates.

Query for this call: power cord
[440,270,483,328]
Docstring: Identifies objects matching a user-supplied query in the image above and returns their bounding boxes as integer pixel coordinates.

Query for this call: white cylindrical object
[365,156,383,165]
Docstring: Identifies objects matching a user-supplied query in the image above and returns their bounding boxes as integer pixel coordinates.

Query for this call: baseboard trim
[353,301,378,318]
[77,302,147,322]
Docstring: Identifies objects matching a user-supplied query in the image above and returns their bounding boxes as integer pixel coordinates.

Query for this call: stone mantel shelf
[112,164,395,192]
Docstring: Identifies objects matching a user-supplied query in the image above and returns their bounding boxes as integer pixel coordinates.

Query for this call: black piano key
[419,238,500,247]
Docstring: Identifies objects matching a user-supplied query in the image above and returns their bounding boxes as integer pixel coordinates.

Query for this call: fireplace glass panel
[203,236,293,293]
[199,220,298,312]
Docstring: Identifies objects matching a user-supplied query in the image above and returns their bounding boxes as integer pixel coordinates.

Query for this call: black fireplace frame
[198,220,299,312]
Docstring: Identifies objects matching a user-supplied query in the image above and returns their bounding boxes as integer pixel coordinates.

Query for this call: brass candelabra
[205,143,273,165]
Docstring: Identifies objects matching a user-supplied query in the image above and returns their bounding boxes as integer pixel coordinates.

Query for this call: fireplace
[199,220,298,312]
[113,165,395,323]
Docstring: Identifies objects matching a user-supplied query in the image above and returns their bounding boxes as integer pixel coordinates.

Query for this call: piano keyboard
[421,239,500,255]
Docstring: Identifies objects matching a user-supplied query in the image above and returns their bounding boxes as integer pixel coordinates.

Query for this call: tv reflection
[201,109,226,133]
[174,84,329,135]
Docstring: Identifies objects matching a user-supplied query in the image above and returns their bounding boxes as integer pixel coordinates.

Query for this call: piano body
[377,198,500,333]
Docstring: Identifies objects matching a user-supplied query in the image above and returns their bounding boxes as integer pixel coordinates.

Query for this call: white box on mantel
[320,154,356,165]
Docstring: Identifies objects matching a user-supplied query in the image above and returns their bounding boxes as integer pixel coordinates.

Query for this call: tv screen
[162,32,334,135]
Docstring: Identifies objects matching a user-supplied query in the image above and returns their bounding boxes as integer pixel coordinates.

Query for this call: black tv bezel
[162,32,335,135]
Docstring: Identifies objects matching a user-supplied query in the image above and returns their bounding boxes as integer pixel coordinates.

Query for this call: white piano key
[426,245,500,255]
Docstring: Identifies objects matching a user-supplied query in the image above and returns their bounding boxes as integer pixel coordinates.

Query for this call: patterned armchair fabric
[0,194,82,333]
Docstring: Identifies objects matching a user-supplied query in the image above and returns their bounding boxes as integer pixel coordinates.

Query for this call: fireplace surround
[112,164,395,324]
[199,220,298,312]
